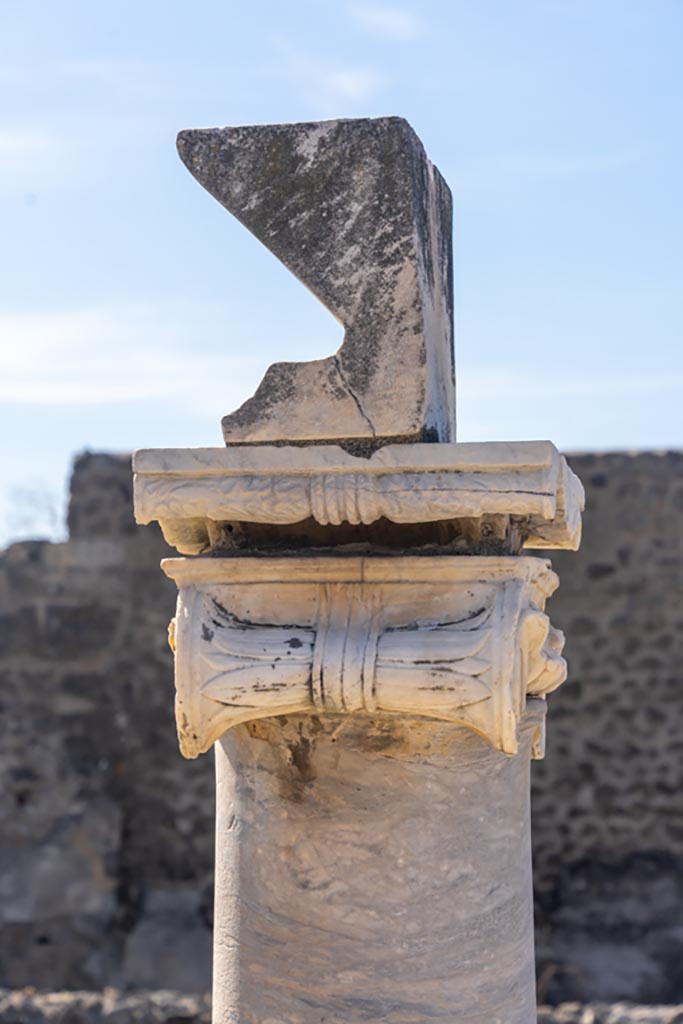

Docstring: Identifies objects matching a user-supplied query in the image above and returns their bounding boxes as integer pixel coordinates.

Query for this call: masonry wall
[0,451,681,1004]
[531,452,683,1004]
[0,456,213,993]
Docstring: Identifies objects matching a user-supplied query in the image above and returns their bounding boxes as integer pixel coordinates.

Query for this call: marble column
[134,116,584,1024]
[213,709,543,1024]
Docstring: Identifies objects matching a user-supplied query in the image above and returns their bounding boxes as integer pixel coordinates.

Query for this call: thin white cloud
[0,305,265,413]
[4,55,238,106]
[460,364,683,402]
[0,113,155,195]
[57,57,206,102]
[350,4,423,40]
[267,39,386,116]
[300,60,385,112]
[322,68,386,102]
[456,363,683,448]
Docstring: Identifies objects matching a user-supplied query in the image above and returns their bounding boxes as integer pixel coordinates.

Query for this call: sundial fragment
[177,117,455,446]
[134,117,585,1024]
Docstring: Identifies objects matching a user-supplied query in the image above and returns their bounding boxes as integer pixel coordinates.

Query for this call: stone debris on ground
[0,992,681,1024]
[538,1006,683,1023]
[0,990,211,1023]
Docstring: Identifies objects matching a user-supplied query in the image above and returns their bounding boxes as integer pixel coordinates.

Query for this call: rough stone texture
[133,440,583,553]
[164,554,560,759]
[0,993,679,1024]
[0,989,211,1023]
[0,453,213,992]
[537,1008,683,1024]
[0,449,681,1004]
[177,117,455,447]
[532,452,683,1005]
[213,711,539,1024]
[67,454,139,540]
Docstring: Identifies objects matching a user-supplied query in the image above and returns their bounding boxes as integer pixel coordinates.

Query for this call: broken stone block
[177,117,455,447]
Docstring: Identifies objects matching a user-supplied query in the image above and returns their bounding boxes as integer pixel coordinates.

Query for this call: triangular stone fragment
[177,117,455,447]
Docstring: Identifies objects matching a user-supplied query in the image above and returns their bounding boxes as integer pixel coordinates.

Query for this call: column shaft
[213,708,543,1024]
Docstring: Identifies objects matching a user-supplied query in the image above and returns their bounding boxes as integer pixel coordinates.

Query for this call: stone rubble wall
[0,450,681,1004]
[531,452,683,1005]
[0,455,214,994]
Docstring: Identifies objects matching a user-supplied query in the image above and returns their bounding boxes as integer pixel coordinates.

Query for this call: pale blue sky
[1,0,681,544]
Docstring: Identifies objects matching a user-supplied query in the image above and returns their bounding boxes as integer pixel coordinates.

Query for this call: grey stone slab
[177,117,455,447]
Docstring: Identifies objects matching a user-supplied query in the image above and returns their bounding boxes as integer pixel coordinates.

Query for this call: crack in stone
[333,355,376,436]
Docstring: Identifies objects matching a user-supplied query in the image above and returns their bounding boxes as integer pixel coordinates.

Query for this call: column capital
[163,555,564,761]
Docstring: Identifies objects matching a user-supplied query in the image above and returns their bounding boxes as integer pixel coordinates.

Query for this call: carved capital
[163,556,565,761]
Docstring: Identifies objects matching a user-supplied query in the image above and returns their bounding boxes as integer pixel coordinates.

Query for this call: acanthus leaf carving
[166,557,564,761]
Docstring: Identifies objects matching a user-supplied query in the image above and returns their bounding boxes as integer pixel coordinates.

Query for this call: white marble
[164,555,563,762]
[212,707,543,1024]
[133,440,584,553]
[138,115,588,1024]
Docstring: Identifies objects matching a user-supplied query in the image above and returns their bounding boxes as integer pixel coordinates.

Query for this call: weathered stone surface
[532,452,683,1005]
[122,889,212,992]
[0,994,680,1024]
[1,450,681,1003]
[0,989,211,1023]
[133,440,584,554]
[0,992,680,1024]
[177,117,455,447]
[538,1007,683,1023]
[0,454,213,992]
[213,710,540,1024]
[169,117,584,1019]
[163,554,561,759]
[68,452,138,538]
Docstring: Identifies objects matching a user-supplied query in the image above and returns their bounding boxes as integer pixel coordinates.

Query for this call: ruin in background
[1,117,680,1019]
[1,450,681,1011]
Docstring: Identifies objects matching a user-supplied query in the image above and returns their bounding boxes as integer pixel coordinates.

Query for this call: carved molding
[133,441,584,554]
[163,555,565,761]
